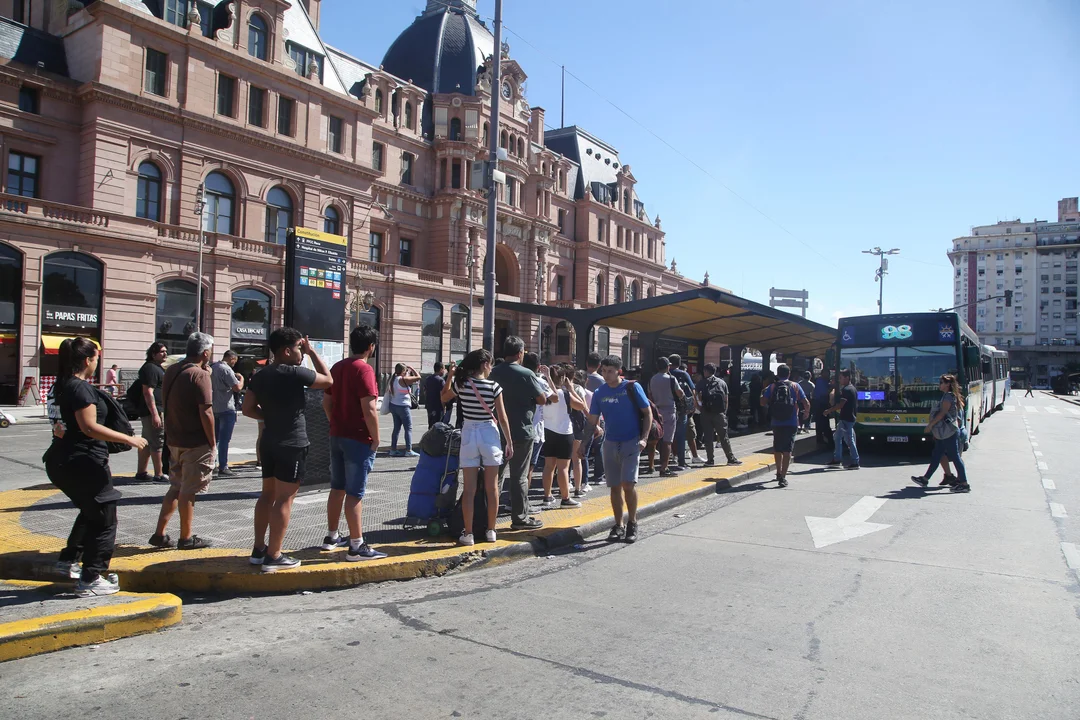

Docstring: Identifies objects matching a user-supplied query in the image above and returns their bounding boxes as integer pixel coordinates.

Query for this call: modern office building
[0,0,701,404]
[949,196,1079,386]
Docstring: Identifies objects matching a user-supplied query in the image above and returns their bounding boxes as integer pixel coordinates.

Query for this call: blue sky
[319,1,1079,327]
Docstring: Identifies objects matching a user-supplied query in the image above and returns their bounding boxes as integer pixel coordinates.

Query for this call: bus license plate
[887,436,908,443]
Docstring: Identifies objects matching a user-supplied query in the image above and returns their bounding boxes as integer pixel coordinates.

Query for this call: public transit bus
[980,345,1010,419]
[834,312,988,446]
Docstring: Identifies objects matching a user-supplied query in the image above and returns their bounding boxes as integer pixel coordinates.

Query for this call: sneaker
[484,530,497,543]
[573,490,584,499]
[827,460,843,468]
[261,554,301,572]
[950,483,971,493]
[152,474,169,484]
[675,464,690,471]
[320,533,350,551]
[579,483,591,494]
[217,466,236,477]
[606,525,625,542]
[910,475,929,488]
[560,497,581,508]
[56,560,81,579]
[659,469,677,478]
[148,533,174,549]
[176,535,210,550]
[844,464,861,471]
[249,546,267,565]
[640,468,655,476]
[346,543,388,561]
[388,449,403,457]
[75,574,120,597]
[541,496,557,509]
[939,474,958,487]
[458,532,475,546]
[403,451,420,458]
[624,522,638,543]
[134,472,151,482]
[778,478,789,488]
[510,517,543,531]
[727,458,743,466]
[703,460,716,467]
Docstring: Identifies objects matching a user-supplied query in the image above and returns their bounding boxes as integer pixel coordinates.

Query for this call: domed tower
[381,0,494,95]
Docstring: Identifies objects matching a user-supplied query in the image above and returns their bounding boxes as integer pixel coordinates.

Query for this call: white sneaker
[56,560,81,579]
[75,574,120,597]
[458,532,474,546]
[484,530,497,543]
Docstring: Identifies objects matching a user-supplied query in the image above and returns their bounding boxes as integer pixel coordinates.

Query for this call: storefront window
[156,279,202,355]
[0,243,21,404]
[450,303,469,365]
[597,326,610,357]
[352,305,380,379]
[40,251,103,385]
[555,321,570,356]
[421,299,443,373]
[230,288,271,380]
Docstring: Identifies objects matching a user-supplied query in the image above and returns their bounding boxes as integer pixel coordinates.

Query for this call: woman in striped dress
[442,349,514,545]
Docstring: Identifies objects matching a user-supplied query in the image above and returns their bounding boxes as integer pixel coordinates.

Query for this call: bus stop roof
[495,286,838,356]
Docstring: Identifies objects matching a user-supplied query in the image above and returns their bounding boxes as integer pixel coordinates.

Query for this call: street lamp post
[465,242,476,346]
[863,247,900,314]
[481,0,504,352]
[194,182,206,330]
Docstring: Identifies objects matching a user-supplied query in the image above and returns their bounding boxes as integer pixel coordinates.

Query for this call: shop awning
[41,335,102,355]
[0,332,16,346]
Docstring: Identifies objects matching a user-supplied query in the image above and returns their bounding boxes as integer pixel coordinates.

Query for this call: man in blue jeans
[825,369,861,470]
[668,354,696,468]
[321,324,387,561]
[210,350,244,476]
[761,364,811,487]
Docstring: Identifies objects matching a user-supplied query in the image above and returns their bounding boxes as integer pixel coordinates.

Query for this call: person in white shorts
[442,349,513,546]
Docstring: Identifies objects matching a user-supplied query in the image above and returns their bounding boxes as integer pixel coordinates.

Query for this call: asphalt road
[2,393,1079,719]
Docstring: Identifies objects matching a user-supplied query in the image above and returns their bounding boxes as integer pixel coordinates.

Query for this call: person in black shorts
[761,365,810,488]
[242,327,332,571]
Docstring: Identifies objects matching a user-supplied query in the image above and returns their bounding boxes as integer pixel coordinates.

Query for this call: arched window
[559,170,566,192]
[623,190,630,214]
[614,276,624,304]
[230,288,271,375]
[555,321,570,356]
[42,251,102,313]
[621,334,630,368]
[391,89,400,124]
[482,122,489,146]
[630,280,640,302]
[248,14,268,61]
[450,303,469,365]
[323,206,340,236]
[203,171,235,235]
[421,299,443,372]
[374,89,383,114]
[595,274,605,305]
[541,162,547,176]
[541,325,553,361]
[508,134,516,155]
[597,327,610,357]
[449,117,462,141]
[517,138,525,158]
[136,161,162,221]
[352,304,381,375]
[404,101,414,130]
[500,130,508,150]
[156,279,202,354]
[647,286,655,299]
[265,186,293,245]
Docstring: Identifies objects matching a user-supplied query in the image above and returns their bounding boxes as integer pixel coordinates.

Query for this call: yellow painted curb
[0,580,182,662]
[0,440,809,594]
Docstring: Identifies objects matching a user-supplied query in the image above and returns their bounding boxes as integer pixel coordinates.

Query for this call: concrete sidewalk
[0,430,821,594]
[0,579,181,662]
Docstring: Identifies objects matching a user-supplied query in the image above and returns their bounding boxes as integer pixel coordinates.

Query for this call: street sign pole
[482,0,504,353]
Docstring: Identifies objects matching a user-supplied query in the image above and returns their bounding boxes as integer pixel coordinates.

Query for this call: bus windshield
[840,345,959,409]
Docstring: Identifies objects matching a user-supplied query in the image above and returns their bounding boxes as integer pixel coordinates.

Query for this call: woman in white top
[389,363,421,456]
[540,365,588,509]
[570,369,593,498]
[441,349,513,545]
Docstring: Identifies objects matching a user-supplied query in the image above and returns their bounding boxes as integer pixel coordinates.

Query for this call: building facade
[0,0,703,404]
[948,196,1079,386]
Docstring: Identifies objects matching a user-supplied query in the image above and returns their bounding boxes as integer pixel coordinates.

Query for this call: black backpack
[95,386,135,454]
[769,381,797,423]
[700,377,727,414]
[671,375,693,415]
[121,377,145,420]
[420,422,461,457]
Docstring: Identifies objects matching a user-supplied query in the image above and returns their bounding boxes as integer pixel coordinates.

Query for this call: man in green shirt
[490,336,556,530]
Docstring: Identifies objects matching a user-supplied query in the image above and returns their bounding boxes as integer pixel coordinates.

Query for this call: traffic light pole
[936,290,1014,312]
[481,0,504,353]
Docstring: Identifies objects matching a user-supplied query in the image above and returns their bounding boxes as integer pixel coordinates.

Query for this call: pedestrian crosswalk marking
[1045,407,1061,415]
[1038,461,1049,471]
[1004,405,1015,412]
[1024,406,1039,413]
[1062,543,1080,570]
[1050,503,1067,519]
[1043,479,1056,490]
[1070,408,1080,416]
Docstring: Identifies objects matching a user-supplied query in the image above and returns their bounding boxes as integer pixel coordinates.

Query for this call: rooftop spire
[425,0,478,16]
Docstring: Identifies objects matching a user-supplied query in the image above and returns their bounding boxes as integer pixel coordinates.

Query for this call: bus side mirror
[964,346,980,368]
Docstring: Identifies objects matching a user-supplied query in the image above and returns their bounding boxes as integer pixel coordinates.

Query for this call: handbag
[380,380,393,416]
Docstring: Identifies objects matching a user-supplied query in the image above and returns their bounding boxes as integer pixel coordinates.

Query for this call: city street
[2,392,1078,719]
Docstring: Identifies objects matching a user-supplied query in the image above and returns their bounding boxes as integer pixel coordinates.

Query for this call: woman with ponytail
[441,348,513,545]
[48,337,147,597]
[910,374,970,493]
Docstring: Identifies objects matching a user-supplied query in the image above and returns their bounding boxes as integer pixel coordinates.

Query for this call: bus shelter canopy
[495,287,838,356]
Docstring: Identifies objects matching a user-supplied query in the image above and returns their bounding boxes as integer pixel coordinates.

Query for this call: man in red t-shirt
[320,324,386,561]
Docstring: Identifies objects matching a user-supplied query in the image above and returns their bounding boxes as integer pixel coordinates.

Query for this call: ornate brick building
[0,0,700,403]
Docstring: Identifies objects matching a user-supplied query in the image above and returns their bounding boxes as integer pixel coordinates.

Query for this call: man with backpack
[824,368,861,470]
[575,355,652,543]
[698,363,741,466]
[761,364,810,488]
[668,354,697,468]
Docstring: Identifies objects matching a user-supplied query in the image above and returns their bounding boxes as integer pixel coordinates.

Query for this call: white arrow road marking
[1045,407,1061,415]
[805,496,891,549]
[1043,479,1057,490]
[1062,543,1080,570]
[1050,503,1068,519]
